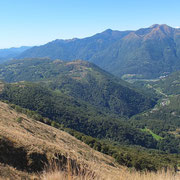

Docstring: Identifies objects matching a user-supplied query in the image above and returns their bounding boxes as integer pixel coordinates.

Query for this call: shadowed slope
[0,101,121,179]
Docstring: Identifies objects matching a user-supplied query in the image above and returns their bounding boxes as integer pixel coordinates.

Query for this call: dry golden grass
[41,159,100,180]
[114,169,180,180]
[0,101,116,162]
[0,163,34,180]
[0,101,121,179]
[41,162,180,180]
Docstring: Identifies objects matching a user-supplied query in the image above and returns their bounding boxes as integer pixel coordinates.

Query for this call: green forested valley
[0,57,179,171]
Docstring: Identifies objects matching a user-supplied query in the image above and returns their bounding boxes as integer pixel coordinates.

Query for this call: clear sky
[0,0,180,48]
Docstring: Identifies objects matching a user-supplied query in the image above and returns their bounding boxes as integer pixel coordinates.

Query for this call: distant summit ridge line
[0,46,31,63]
[17,24,180,79]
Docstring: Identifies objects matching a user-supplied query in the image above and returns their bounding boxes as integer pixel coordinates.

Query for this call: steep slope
[18,30,131,61]
[0,101,121,179]
[0,101,179,179]
[0,58,155,117]
[97,24,180,79]
[0,81,157,148]
[17,24,180,79]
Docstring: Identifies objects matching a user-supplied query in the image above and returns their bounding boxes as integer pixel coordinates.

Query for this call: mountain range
[0,46,31,63]
[17,24,180,79]
[0,24,180,178]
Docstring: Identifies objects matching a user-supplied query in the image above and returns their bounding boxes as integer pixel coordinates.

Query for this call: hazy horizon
[0,0,180,48]
[0,24,179,50]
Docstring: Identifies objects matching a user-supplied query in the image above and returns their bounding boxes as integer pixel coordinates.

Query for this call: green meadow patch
[142,128,163,141]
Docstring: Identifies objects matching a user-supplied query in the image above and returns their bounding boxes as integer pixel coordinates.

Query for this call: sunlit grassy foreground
[41,169,180,180]
[41,160,180,180]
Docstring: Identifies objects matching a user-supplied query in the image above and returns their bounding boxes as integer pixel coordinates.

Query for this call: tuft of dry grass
[40,158,100,180]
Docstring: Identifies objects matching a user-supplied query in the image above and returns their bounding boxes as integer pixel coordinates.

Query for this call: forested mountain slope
[18,24,180,79]
[0,81,157,148]
[0,58,179,167]
[148,70,180,95]
[0,58,155,117]
[130,71,180,153]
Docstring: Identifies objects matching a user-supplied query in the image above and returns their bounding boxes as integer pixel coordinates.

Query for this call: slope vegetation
[149,70,180,95]
[0,58,155,117]
[0,101,179,179]
[0,101,121,179]
[130,71,180,153]
[0,81,157,148]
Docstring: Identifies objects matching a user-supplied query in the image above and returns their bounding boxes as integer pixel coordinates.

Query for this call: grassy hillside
[0,101,124,179]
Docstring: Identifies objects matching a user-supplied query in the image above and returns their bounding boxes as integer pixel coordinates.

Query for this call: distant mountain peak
[139,24,174,40]
[16,24,180,79]
[149,24,171,29]
[65,38,79,42]
[100,29,114,36]
[149,24,160,28]
[103,29,113,33]
[51,38,79,44]
[149,24,174,32]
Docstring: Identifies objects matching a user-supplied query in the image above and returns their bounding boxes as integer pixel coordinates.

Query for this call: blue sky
[0,0,180,48]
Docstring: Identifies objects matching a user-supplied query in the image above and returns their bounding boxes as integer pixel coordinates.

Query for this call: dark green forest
[0,58,155,117]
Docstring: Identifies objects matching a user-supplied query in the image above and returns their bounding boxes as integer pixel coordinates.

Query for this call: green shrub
[16,117,23,123]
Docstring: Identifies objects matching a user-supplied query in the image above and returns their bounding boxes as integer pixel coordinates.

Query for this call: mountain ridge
[0,58,156,117]
[17,24,180,79]
[0,46,31,63]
